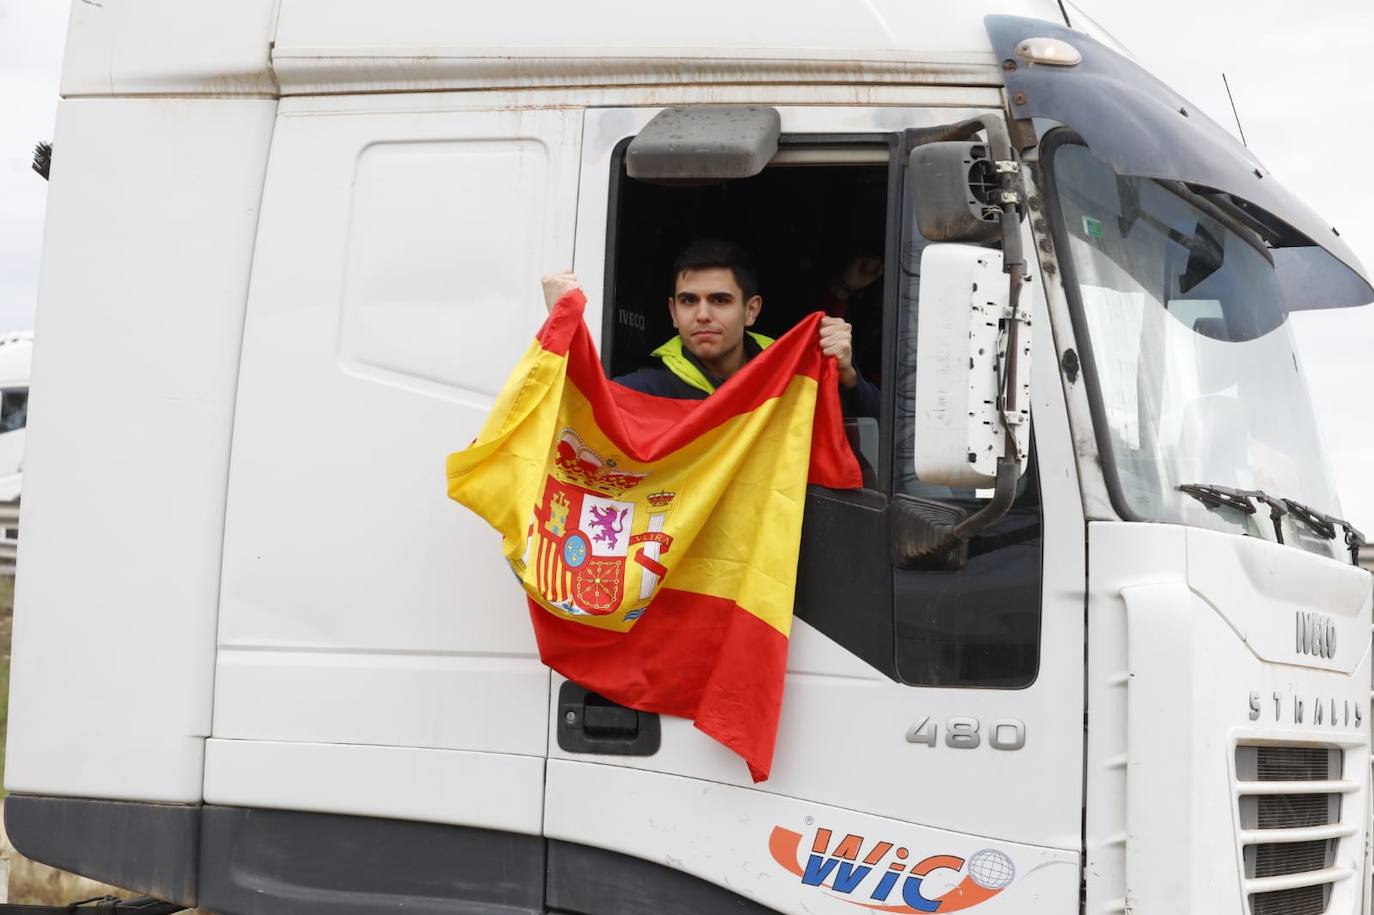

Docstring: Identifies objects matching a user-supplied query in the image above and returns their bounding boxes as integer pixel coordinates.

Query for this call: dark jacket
[614,333,881,418]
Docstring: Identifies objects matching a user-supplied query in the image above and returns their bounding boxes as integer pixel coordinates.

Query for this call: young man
[542,239,880,416]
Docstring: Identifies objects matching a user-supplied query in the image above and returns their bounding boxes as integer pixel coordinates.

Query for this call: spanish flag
[446,289,861,781]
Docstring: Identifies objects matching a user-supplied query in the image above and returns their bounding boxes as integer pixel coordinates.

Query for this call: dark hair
[671,239,758,302]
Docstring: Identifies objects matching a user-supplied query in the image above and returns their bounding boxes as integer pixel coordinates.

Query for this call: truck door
[208,97,581,836]
[543,105,1086,915]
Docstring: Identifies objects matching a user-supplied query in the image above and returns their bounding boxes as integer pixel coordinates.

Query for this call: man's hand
[542,272,581,314]
[819,316,858,389]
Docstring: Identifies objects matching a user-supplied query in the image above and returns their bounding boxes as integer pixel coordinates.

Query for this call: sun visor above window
[626,106,781,183]
[986,15,1373,311]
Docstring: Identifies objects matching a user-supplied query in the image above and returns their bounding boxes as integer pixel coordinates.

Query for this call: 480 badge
[905,716,1026,751]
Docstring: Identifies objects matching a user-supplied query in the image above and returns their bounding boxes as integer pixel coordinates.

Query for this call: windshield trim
[1039,129,1147,524]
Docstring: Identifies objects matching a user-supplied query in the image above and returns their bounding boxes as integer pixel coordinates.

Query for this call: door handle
[557,681,661,756]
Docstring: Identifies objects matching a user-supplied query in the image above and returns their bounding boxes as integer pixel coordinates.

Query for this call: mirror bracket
[898,114,1030,563]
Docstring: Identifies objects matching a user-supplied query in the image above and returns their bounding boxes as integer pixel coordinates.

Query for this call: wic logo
[768,823,1014,913]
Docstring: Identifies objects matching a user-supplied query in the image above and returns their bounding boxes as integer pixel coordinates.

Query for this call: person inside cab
[542,239,881,417]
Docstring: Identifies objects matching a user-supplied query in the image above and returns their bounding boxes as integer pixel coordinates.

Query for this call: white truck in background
[0,332,32,567]
[0,332,32,498]
[6,2,1373,914]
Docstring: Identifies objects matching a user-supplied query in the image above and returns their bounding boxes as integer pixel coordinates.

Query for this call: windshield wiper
[1178,483,1285,542]
[1178,483,1367,566]
[1178,483,1258,516]
[1280,498,1335,540]
[1282,497,1367,566]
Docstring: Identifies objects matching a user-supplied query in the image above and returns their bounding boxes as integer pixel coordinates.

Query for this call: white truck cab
[7,3,1372,914]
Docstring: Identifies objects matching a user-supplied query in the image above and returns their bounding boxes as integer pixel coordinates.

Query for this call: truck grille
[1254,840,1329,877]
[1236,746,1350,915]
[1250,886,1327,915]
[1258,795,1331,829]
[1256,747,1332,781]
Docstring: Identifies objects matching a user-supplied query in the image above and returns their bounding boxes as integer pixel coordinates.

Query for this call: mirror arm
[890,460,1020,570]
[954,115,1026,542]
[950,458,1020,542]
[896,115,1027,564]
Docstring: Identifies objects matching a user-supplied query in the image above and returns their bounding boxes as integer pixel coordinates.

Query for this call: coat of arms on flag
[446,288,860,781]
[521,429,675,625]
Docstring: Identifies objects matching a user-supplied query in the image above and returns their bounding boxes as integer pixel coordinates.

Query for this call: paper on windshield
[1079,285,1145,450]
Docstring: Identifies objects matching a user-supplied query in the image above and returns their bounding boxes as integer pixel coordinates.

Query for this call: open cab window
[597,113,1042,689]
[603,135,893,486]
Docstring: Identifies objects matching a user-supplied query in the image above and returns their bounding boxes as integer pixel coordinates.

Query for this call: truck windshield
[1046,135,1343,558]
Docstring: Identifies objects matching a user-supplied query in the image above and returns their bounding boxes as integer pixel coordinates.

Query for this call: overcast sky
[0,1,64,336]
[2,0,1373,528]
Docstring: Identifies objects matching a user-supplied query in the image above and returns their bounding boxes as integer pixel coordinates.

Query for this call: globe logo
[967,849,1015,890]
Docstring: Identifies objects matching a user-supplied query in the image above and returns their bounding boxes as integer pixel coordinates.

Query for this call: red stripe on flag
[528,588,788,781]
[534,289,860,491]
[805,353,858,489]
[535,289,587,357]
[568,317,803,444]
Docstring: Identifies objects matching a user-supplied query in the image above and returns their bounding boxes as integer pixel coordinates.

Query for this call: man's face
[668,267,762,368]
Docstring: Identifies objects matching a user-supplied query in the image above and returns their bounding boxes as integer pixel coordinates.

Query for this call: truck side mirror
[908,142,1004,244]
[912,244,1031,488]
[626,106,780,183]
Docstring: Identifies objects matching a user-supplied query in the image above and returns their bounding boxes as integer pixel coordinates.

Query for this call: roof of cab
[60,0,1070,97]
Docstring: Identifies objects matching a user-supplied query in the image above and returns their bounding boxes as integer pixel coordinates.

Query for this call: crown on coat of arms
[552,428,647,497]
[646,491,676,508]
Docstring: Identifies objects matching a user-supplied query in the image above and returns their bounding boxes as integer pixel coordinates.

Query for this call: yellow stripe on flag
[548,374,819,637]
[447,340,568,562]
